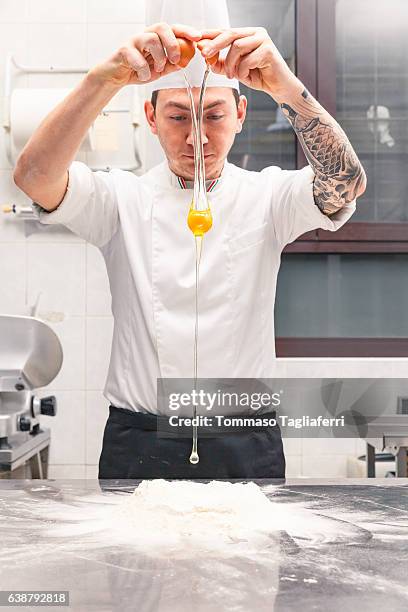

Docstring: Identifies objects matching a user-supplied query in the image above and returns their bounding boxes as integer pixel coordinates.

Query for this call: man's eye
[207,114,224,120]
[170,115,187,121]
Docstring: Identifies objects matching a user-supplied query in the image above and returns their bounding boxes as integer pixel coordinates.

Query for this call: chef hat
[145,0,240,92]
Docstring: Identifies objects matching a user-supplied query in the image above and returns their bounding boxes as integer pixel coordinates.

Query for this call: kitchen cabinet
[228,0,408,354]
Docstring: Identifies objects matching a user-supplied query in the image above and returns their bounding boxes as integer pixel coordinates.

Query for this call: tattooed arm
[199,27,367,215]
[279,88,367,215]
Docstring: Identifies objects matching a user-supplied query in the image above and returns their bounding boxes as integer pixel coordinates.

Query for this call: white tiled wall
[1,2,406,480]
[0,0,148,479]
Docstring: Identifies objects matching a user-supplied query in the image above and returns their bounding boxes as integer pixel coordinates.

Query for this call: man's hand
[88,22,202,87]
[198,27,298,98]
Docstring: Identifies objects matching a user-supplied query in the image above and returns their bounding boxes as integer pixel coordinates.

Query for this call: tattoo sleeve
[281,88,367,215]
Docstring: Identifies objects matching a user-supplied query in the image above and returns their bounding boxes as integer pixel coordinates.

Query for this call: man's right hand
[88,22,202,88]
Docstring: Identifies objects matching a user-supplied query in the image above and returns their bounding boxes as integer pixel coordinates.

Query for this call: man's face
[144,87,247,180]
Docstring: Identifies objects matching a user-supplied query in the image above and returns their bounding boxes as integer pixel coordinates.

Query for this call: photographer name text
[167,415,345,429]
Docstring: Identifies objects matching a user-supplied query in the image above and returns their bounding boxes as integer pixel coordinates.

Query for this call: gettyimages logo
[167,388,282,412]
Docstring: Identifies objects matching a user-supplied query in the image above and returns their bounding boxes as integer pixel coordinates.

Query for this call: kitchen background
[0,0,407,479]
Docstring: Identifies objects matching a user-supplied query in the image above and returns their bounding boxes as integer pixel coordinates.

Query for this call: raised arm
[13,22,201,210]
[199,26,367,215]
[278,86,367,215]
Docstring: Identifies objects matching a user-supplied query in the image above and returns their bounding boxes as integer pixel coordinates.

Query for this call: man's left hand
[198,27,299,99]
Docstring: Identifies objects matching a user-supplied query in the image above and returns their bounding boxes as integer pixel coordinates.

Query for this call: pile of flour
[111,479,283,555]
[35,480,368,560]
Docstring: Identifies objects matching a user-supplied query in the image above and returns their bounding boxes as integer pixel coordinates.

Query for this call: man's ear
[236,95,247,134]
[144,100,158,135]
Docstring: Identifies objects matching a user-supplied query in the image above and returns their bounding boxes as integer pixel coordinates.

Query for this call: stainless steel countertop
[0,478,407,612]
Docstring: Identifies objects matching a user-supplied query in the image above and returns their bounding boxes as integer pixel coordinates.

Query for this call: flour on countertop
[2,479,388,567]
[27,479,375,558]
[111,479,282,554]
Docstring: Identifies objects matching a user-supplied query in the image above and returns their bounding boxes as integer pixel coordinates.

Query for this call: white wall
[1,1,406,480]
[0,0,148,479]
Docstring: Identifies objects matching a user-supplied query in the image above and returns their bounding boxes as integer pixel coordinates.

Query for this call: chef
[13,7,366,480]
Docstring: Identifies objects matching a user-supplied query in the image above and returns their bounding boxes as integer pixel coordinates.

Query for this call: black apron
[98,405,286,480]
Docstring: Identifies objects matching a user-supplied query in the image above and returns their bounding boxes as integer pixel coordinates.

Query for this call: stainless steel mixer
[0,315,63,478]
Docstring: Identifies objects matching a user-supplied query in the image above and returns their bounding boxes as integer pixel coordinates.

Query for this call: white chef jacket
[32,160,356,414]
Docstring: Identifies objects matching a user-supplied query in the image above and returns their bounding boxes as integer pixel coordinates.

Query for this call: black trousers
[98,405,286,480]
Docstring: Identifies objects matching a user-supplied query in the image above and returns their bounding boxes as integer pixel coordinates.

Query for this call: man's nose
[186,126,194,146]
[186,123,209,146]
